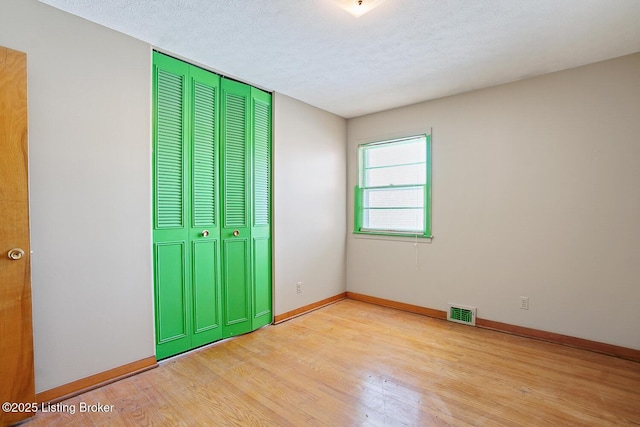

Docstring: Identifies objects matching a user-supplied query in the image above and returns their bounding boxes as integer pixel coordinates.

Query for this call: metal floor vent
[447,304,476,326]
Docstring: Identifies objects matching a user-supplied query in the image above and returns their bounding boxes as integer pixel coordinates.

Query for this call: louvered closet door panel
[153,52,192,359]
[190,66,223,346]
[251,88,272,330]
[223,88,249,229]
[221,78,252,338]
[192,71,219,229]
[156,68,185,230]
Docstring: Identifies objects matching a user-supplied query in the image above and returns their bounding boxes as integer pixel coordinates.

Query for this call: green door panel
[251,88,272,328]
[252,236,272,329]
[252,90,271,228]
[221,78,252,337]
[154,242,190,359]
[153,52,191,360]
[155,242,188,341]
[191,66,220,229]
[191,239,222,346]
[222,238,251,337]
[153,53,188,233]
[221,79,250,229]
[189,65,222,349]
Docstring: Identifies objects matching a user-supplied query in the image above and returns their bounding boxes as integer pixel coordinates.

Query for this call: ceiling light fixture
[331,0,387,18]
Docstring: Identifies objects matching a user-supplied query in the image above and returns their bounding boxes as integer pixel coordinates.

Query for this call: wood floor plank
[22,300,640,426]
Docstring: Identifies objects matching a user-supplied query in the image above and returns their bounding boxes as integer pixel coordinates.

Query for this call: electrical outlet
[520,296,529,310]
[296,282,302,294]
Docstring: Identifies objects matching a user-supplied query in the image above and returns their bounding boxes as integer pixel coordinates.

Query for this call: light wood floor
[23,300,640,426]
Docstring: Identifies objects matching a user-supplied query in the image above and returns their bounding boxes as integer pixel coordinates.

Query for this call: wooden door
[0,46,35,426]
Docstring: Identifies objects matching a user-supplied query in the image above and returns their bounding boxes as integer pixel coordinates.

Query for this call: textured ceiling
[39,0,640,118]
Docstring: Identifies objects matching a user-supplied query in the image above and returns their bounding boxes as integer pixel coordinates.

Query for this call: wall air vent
[447,304,476,326]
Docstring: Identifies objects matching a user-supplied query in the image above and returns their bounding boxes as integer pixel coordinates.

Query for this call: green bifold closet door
[152,52,272,360]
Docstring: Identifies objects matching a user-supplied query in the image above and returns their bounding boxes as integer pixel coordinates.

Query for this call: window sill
[352,232,433,243]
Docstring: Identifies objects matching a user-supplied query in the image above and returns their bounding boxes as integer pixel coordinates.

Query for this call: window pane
[363,208,424,232]
[364,187,423,208]
[365,137,426,168]
[365,163,425,187]
[357,133,430,235]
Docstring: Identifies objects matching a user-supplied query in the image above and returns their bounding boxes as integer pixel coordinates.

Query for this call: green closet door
[153,53,191,359]
[153,52,223,359]
[154,52,272,357]
[251,88,272,330]
[221,78,252,338]
[189,66,223,347]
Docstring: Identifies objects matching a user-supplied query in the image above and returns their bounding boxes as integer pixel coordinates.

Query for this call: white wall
[0,0,154,392]
[347,53,640,350]
[273,93,347,314]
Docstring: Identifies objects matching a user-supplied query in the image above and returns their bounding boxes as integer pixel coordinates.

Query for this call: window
[354,134,431,238]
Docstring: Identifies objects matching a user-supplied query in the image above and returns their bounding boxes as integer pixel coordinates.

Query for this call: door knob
[7,248,25,260]
[202,230,209,237]
[232,230,240,237]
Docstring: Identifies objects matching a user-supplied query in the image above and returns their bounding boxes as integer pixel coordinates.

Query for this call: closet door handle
[7,248,25,260]
[232,230,240,237]
[201,230,209,237]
